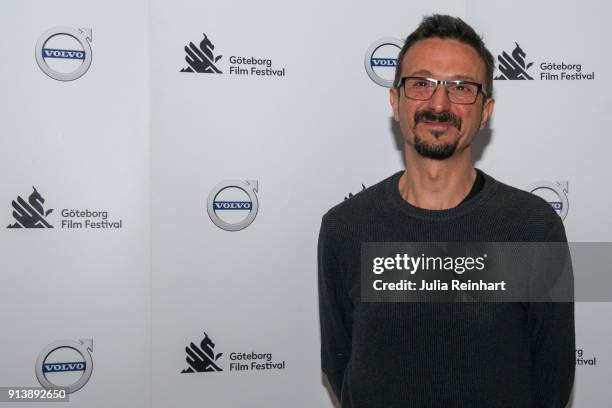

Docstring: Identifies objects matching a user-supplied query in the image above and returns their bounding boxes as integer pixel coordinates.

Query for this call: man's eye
[452,83,474,93]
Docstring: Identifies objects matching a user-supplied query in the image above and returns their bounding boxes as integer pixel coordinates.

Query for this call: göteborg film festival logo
[180,33,222,73]
[495,42,533,80]
[7,187,53,228]
[181,332,223,373]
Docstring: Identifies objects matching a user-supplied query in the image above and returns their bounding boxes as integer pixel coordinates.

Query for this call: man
[318,14,574,407]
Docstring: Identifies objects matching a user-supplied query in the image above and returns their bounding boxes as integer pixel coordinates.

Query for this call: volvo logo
[35,27,93,81]
[364,37,403,88]
[207,180,259,231]
[35,339,93,394]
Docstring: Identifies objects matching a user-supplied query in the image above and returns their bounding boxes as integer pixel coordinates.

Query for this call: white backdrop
[1,0,610,406]
[0,0,150,407]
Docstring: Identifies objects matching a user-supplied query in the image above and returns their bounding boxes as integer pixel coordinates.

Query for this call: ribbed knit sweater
[318,170,575,407]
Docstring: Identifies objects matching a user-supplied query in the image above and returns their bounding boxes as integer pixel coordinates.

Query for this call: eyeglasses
[398,76,488,105]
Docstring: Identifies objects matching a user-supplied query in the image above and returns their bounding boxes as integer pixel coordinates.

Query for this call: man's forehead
[401,37,485,81]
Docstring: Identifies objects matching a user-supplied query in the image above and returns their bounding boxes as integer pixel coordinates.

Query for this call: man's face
[390,38,494,160]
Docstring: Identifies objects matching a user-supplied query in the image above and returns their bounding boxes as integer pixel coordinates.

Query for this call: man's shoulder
[487,174,563,231]
[322,172,399,226]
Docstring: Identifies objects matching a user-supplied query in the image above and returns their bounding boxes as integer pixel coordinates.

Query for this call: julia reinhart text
[373,279,507,291]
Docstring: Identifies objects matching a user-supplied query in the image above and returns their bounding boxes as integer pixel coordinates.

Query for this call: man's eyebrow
[451,75,479,82]
[406,70,479,82]
[406,69,435,77]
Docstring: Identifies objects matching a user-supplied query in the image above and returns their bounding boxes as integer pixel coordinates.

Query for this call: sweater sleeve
[318,214,353,401]
[528,219,575,407]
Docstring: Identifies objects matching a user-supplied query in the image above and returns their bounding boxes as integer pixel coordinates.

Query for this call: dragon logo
[181,332,223,373]
[7,187,53,228]
[180,33,222,74]
[495,42,534,80]
[344,184,366,200]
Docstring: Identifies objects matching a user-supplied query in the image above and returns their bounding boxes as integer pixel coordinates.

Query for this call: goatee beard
[414,135,458,160]
[412,109,462,160]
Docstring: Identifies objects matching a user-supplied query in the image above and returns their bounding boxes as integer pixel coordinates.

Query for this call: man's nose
[428,84,451,112]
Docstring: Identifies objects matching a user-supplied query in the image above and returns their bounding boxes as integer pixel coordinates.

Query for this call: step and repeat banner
[1,0,610,406]
[0,0,150,407]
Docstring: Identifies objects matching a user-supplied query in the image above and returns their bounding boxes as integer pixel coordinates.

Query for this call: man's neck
[399,150,476,210]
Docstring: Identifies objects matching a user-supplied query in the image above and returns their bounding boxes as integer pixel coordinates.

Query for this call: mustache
[414,110,462,130]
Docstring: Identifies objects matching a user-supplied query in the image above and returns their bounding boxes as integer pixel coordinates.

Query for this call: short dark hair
[393,14,494,97]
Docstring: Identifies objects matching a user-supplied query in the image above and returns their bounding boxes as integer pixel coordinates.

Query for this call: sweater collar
[385,168,498,221]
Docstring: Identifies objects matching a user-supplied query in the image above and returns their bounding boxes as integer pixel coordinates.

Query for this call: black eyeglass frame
[397,76,489,105]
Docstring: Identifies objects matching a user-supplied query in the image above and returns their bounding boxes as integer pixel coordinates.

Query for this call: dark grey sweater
[318,170,575,407]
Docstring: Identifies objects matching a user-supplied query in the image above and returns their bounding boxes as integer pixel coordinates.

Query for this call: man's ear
[479,97,495,129]
[390,87,400,121]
